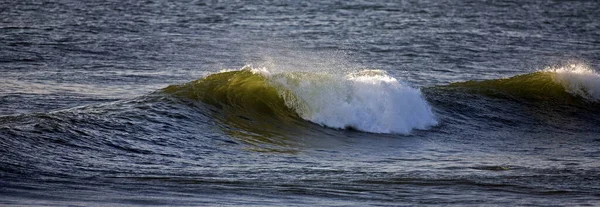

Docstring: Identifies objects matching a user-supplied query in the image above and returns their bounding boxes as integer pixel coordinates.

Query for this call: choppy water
[1,0,600,206]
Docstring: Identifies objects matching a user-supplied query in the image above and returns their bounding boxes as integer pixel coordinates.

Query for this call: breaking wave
[163,66,438,134]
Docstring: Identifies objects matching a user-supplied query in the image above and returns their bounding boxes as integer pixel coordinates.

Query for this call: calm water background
[1,0,600,206]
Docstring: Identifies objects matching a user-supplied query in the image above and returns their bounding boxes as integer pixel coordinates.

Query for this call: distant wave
[446,63,600,103]
[163,66,438,134]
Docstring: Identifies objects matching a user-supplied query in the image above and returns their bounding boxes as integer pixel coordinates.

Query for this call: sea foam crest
[547,63,600,101]
[268,68,438,134]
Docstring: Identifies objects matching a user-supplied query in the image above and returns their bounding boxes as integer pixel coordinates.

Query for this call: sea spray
[264,68,438,134]
[547,63,600,101]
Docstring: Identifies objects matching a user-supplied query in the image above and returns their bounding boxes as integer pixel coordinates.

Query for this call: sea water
[1,0,599,206]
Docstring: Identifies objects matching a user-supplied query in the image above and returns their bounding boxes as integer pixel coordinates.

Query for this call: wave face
[447,63,600,103]
[163,66,438,134]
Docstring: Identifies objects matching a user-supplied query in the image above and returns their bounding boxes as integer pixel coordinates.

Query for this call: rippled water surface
[1,0,600,206]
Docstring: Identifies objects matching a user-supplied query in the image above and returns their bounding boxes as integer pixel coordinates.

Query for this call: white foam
[269,69,438,134]
[547,63,600,101]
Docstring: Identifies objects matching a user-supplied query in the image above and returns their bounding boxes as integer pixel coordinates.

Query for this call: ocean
[1,0,599,206]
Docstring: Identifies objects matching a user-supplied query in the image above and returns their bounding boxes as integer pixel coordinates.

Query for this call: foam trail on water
[547,63,600,101]
[260,68,438,134]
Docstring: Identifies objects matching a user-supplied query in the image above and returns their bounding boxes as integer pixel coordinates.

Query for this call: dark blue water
[1,0,600,206]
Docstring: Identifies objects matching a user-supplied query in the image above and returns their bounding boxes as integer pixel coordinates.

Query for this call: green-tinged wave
[446,72,585,103]
[163,69,300,121]
[449,72,574,100]
[446,63,600,103]
[162,69,307,152]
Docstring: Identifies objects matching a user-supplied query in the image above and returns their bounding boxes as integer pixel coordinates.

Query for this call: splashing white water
[547,63,600,101]
[250,66,438,134]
